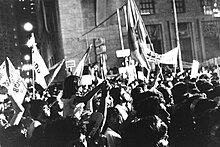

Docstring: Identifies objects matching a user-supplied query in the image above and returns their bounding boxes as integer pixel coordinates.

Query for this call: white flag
[6,57,27,105]
[32,46,49,89]
[29,34,49,89]
[0,61,10,88]
[74,45,92,77]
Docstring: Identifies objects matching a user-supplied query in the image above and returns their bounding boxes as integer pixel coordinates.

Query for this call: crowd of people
[0,63,220,147]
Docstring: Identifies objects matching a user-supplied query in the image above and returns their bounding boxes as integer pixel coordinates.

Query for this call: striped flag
[127,0,151,70]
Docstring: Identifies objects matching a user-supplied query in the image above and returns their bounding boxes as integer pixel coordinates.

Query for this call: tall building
[0,0,21,67]
[35,0,220,81]
[15,0,38,59]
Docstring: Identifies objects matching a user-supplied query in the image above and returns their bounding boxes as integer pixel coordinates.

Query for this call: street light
[23,22,33,32]
[24,54,30,61]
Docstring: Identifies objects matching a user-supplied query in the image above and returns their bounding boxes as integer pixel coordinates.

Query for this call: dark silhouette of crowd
[0,64,220,147]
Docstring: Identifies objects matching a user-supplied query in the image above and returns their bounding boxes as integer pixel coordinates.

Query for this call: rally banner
[6,57,27,106]
[140,47,179,65]
[0,61,10,88]
[28,33,49,89]
[159,47,179,65]
[32,46,49,89]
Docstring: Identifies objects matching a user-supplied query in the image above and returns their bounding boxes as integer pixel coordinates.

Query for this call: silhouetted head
[62,75,80,99]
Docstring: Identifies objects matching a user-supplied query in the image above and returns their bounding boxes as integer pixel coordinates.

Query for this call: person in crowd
[1,61,220,147]
[103,107,122,147]
[122,95,169,147]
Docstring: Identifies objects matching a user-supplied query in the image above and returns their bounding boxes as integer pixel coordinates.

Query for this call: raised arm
[75,81,107,104]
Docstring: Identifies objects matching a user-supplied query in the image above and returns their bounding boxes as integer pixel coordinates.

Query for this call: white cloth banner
[143,47,179,65]
[160,47,179,65]
[28,33,49,89]
[32,45,49,89]
[0,61,10,88]
[7,57,27,105]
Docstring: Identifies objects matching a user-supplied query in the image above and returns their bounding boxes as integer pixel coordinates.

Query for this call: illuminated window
[201,0,214,15]
[139,0,155,15]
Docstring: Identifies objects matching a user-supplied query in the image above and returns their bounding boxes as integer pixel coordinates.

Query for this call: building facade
[0,0,21,68]
[37,0,220,81]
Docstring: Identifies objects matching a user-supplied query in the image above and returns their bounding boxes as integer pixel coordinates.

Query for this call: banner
[0,61,10,88]
[160,47,179,65]
[6,57,27,105]
[28,33,49,89]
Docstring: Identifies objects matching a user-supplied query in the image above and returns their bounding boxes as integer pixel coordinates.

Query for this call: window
[146,24,163,54]
[201,0,215,15]
[174,0,185,13]
[139,0,155,15]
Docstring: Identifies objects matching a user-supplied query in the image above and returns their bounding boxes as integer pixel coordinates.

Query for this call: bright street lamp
[23,22,33,31]
[24,54,30,61]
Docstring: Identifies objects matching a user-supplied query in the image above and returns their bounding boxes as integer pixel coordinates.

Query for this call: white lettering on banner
[6,57,27,105]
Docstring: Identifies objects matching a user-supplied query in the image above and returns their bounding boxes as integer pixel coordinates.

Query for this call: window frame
[174,0,186,13]
[139,0,155,15]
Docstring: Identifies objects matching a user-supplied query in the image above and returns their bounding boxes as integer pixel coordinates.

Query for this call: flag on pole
[47,58,65,87]
[74,45,92,78]
[28,33,49,89]
[0,61,10,88]
[6,57,27,105]
[127,0,151,70]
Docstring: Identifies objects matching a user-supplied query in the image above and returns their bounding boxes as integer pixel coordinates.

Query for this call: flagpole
[130,0,162,80]
[117,8,128,67]
[32,47,35,100]
[173,0,183,73]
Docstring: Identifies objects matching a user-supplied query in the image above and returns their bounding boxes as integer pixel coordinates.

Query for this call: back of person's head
[171,82,189,104]
[62,75,80,99]
[122,115,168,147]
[109,87,121,105]
[135,96,161,118]
[157,86,173,105]
[30,99,47,119]
[106,107,120,122]
[193,98,217,119]
[43,117,81,147]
